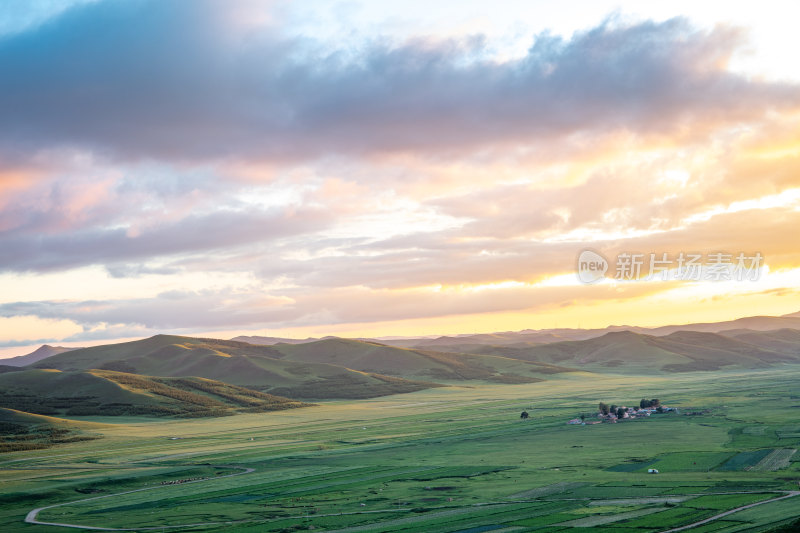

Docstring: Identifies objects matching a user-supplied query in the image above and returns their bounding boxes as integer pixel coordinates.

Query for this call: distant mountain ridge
[378,313,800,349]
[434,328,800,373]
[229,311,800,351]
[2,345,82,367]
[232,315,800,374]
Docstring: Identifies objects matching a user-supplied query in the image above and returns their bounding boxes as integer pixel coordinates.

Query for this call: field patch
[619,506,703,529]
[607,452,732,473]
[563,485,666,499]
[685,492,775,510]
[554,506,663,527]
[506,481,586,500]
[606,459,656,472]
[776,425,800,440]
[588,496,689,505]
[646,451,733,473]
[717,449,773,471]
[748,448,796,471]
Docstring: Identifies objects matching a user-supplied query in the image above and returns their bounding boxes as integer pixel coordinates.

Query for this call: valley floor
[2,369,800,532]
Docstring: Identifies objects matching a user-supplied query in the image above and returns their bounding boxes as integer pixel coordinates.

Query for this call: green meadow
[1,368,799,532]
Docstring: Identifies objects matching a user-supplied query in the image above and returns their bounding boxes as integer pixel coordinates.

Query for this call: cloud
[241,201,800,292]
[1,1,797,163]
[615,206,800,270]
[0,278,668,335]
[0,204,332,272]
[0,337,65,348]
[0,289,285,330]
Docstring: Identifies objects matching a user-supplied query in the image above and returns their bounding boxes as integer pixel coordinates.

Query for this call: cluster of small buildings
[567,405,678,425]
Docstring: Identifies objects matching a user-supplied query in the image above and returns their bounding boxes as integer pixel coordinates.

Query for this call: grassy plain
[1,368,799,532]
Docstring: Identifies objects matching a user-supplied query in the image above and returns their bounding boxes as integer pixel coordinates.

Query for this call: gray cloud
[0,337,66,349]
[2,206,796,340]
[0,279,665,335]
[0,205,331,272]
[1,1,796,162]
[0,290,283,330]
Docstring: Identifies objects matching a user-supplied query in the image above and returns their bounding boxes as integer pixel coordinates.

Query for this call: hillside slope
[252,337,575,382]
[31,335,441,399]
[452,330,800,372]
[0,369,310,418]
[718,328,800,355]
[0,407,106,453]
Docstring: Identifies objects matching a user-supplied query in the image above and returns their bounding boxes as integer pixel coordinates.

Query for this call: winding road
[24,465,255,531]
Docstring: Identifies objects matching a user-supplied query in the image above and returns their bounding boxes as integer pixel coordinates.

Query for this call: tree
[616,407,626,419]
[598,402,609,415]
[640,398,660,408]
[520,411,529,419]
[580,414,585,422]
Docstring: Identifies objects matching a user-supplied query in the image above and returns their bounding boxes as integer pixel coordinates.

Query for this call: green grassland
[1,367,799,532]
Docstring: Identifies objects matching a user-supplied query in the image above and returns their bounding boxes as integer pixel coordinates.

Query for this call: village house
[570,401,673,425]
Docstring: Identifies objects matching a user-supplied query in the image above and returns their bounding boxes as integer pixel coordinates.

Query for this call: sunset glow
[1,0,799,357]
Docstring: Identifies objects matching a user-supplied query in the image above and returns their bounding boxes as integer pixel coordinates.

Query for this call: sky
[1,0,799,357]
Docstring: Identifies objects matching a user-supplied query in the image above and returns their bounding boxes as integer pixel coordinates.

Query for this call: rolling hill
[450,329,800,372]
[0,369,310,418]
[377,311,800,349]
[30,335,442,399]
[643,314,800,336]
[383,331,592,349]
[717,328,800,355]
[243,337,576,383]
